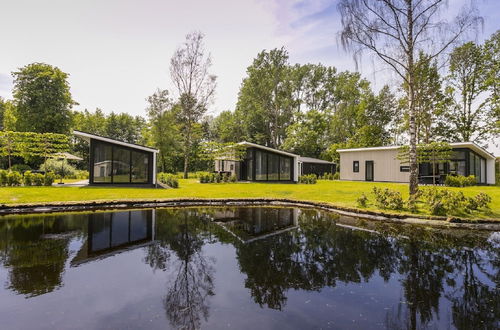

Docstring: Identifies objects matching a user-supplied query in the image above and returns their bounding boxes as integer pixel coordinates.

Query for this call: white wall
[486,158,496,185]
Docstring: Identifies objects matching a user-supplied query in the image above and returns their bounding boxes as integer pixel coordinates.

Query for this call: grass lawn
[0,179,499,220]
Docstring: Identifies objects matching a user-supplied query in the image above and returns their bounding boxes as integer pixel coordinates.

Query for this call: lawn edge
[0,198,499,230]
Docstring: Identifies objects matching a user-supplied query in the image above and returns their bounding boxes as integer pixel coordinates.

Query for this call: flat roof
[238,141,299,158]
[337,142,495,160]
[298,156,335,164]
[74,130,159,153]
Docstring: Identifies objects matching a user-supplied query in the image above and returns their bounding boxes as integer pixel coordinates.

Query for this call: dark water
[0,207,498,330]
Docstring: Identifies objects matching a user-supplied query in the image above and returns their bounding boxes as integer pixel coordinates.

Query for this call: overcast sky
[1,0,499,152]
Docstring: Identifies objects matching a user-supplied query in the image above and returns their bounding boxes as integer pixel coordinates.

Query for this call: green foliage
[299,174,317,184]
[7,171,23,186]
[333,172,340,180]
[23,171,33,186]
[421,188,491,216]
[43,172,56,186]
[0,170,8,186]
[318,172,336,180]
[356,193,368,207]
[444,175,476,187]
[199,142,247,163]
[199,173,236,184]
[10,164,31,173]
[12,62,75,134]
[39,159,76,178]
[157,173,179,188]
[371,187,404,210]
[32,173,44,186]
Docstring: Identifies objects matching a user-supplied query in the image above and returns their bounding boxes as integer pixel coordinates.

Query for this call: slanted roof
[238,141,299,158]
[298,156,335,164]
[337,142,496,160]
[74,130,159,153]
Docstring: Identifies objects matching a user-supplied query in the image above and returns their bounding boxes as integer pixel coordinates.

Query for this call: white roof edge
[238,141,299,157]
[337,142,496,159]
[73,130,159,153]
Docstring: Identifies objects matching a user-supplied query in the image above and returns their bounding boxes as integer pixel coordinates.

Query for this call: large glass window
[280,157,291,181]
[268,154,279,180]
[93,143,112,183]
[113,147,131,183]
[131,150,149,183]
[92,141,151,184]
[255,150,267,181]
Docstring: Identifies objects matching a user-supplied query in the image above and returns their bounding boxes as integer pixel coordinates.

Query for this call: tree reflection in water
[144,209,215,330]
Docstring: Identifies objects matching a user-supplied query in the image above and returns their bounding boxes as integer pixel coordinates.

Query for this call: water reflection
[0,207,498,329]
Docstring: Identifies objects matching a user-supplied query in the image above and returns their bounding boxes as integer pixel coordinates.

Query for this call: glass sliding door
[268,154,279,180]
[255,150,267,181]
[112,146,131,183]
[93,142,112,183]
[131,150,149,183]
[279,157,291,181]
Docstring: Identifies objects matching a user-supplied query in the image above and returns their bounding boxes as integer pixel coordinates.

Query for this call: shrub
[319,172,335,180]
[333,172,340,180]
[421,188,491,216]
[23,171,34,186]
[10,164,31,173]
[299,174,317,184]
[0,170,8,186]
[356,193,368,207]
[158,173,179,188]
[372,187,404,210]
[445,175,476,187]
[33,173,44,186]
[74,170,89,179]
[40,159,77,178]
[44,172,56,186]
[230,174,237,182]
[7,171,23,186]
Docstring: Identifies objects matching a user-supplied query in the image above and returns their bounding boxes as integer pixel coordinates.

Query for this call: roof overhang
[73,130,159,153]
[337,142,496,160]
[238,141,299,158]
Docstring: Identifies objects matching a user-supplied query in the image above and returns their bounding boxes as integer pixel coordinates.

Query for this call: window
[112,146,131,183]
[255,150,267,180]
[131,150,149,183]
[400,166,410,172]
[280,157,291,181]
[268,153,279,180]
[353,161,359,172]
[93,143,112,183]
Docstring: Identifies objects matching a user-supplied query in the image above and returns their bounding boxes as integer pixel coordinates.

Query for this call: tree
[0,97,5,131]
[12,63,75,134]
[338,0,482,195]
[282,110,329,158]
[170,32,217,179]
[105,112,146,143]
[145,89,182,173]
[1,99,17,131]
[235,48,294,148]
[444,41,493,143]
[482,31,500,132]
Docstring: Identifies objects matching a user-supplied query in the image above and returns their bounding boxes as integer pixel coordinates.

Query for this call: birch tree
[338,0,481,195]
[170,32,217,178]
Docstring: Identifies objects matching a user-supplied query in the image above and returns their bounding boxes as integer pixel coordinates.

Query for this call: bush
[421,188,492,216]
[33,173,44,186]
[445,175,476,187]
[157,173,179,188]
[7,171,23,186]
[299,174,317,184]
[10,164,31,173]
[44,172,56,186]
[356,193,368,207]
[74,170,89,179]
[23,171,34,186]
[40,159,77,178]
[230,174,237,182]
[333,172,340,180]
[372,187,404,210]
[0,170,8,186]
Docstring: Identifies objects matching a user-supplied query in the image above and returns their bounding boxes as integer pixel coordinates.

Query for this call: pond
[0,207,498,330]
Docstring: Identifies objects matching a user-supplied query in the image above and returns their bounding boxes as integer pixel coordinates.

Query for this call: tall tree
[170,31,217,178]
[12,63,75,134]
[145,89,181,173]
[483,30,500,132]
[338,0,482,195]
[0,97,5,131]
[235,47,294,148]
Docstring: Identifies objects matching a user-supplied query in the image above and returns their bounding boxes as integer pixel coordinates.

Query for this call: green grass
[0,179,499,220]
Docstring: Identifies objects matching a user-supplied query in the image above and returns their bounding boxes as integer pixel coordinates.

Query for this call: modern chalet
[338,142,496,185]
[74,130,158,186]
[214,142,300,182]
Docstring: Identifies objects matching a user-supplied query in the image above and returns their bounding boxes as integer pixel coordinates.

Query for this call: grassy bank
[0,179,499,220]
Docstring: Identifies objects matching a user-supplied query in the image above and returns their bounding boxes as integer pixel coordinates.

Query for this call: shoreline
[1,198,499,230]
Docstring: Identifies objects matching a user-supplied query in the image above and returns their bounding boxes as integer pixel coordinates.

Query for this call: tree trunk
[183,149,189,179]
[407,3,419,196]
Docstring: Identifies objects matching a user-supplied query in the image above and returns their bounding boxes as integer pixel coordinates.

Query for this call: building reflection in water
[212,207,298,243]
[71,209,155,266]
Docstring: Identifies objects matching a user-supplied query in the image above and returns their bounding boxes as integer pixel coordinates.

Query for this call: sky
[0,0,499,152]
